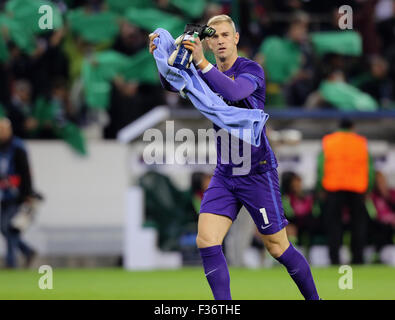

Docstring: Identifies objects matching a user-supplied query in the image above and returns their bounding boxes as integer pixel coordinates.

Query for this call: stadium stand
[0,0,395,268]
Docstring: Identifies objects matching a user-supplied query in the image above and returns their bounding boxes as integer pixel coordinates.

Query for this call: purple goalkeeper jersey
[198,56,278,176]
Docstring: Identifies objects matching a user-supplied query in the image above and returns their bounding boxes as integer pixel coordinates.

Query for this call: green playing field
[0,266,394,300]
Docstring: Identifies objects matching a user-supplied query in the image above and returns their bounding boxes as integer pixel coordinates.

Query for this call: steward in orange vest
[317,127,374,194]
[316,119,374,265]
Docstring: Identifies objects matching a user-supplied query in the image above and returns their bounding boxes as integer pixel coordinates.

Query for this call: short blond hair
[207,15,236,34]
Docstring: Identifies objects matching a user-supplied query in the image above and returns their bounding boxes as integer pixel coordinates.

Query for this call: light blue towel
[152,28,268,147]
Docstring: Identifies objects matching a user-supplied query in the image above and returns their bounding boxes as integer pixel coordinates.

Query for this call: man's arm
[182,37,261,102]
[198,66,257,101]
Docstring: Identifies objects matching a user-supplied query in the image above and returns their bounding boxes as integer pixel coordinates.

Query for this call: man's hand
[182,37,209,70]
[149,33,159,54]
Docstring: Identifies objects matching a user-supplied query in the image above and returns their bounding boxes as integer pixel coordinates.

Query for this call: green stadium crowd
[0,0,394,155]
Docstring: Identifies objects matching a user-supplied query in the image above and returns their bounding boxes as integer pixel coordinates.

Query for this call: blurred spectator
[243,1,276,54]
[103,76,139,139]
[0,118,36,268]
[202,2,224,26]
[256,11,314,107]
[354,0,381,56]
[279,0,304,12]
[281,171,322,249]
[156,0,171,10]
[6,79,38,139]
[283,12,315,106]
[84,0,105,12]
[1,26,68,103]
[305,69,378,111]
[103,77,164,139]
[377,0,395,56]
[51,77,75,122]
[317,119,374,264]
[7,42,34,82]
[34,77,76,139]
[355,56,395,109]
[29,28,69,100]
[368,171,395,260]
[112,21,147,56]
[378,1,395,89]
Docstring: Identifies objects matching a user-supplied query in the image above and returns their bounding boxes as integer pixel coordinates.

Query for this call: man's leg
[15,230,36,267]
[5,233,19,268]
[232,169,319,300]
[5,203,35,267]
[349,192,368,264]
[196,213,233,300]
[17,235,34,256]
[1,204,19,268]
[261,229,320,300]
[323,192,343,265]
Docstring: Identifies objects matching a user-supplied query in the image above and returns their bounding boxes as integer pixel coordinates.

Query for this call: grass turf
[0,266,394,300]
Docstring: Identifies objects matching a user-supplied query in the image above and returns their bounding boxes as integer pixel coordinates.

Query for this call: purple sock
[276,243,320,300]
[199,245,232,300]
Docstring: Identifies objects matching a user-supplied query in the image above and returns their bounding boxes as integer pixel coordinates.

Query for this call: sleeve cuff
[201,63,213,74]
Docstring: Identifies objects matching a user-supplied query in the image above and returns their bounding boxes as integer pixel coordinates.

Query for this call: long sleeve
[199,66,257,101]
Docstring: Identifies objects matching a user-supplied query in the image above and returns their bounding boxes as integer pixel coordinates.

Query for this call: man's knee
[196,233,221,249]
[261,231,290,258]
[265,242,286,258]
[196,213,232,248]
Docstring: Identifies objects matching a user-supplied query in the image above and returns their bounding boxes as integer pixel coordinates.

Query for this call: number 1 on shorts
[260,208,269,225]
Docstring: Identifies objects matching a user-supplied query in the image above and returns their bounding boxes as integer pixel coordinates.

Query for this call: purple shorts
[200,169,288,235]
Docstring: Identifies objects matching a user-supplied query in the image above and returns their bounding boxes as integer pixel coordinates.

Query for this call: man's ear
[234,32,240,45]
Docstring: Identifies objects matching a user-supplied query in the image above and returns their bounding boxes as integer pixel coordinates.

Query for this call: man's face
[289,22,308,43]
[0,121,12,143]
[14,82,31,104]
[206,22,239,61]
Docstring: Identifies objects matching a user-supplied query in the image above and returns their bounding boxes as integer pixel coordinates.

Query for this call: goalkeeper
[149,15,320,300]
